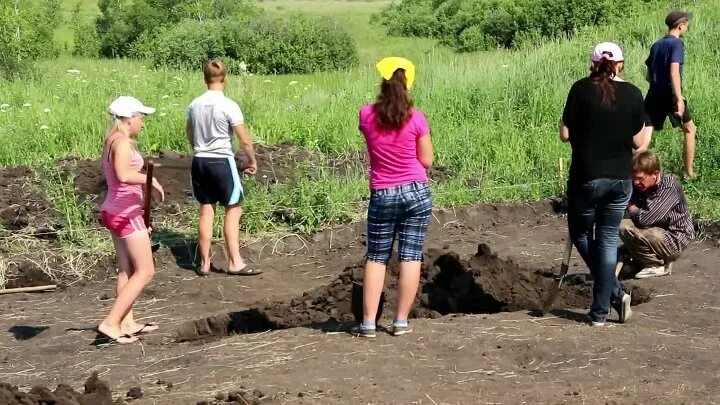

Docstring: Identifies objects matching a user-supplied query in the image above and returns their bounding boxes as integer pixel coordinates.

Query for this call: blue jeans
[567,178,632,321]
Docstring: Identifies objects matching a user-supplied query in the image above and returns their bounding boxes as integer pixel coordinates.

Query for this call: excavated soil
[0,372,113,405]
[0,372,275,405]
[0,167,55,233]
[177,243,654,342]
[3,262,53,289]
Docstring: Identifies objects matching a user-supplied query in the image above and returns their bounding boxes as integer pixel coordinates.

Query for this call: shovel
[143,160,160,254]
[541,237,573,316]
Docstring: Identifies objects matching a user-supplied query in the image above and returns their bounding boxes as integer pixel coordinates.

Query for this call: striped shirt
[629,174,694,254]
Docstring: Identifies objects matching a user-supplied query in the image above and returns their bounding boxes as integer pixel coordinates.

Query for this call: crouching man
[620,151,694,278]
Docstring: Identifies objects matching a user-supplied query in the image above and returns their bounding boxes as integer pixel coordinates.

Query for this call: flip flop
[95,328,138,346]
[128,323,159,336]
[195,266,210,277]
[226,266,263,276]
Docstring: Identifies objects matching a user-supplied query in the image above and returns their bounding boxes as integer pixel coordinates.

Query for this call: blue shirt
[645,35,684,96]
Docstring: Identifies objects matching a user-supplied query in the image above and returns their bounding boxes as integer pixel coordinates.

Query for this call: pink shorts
[100,211,147,238]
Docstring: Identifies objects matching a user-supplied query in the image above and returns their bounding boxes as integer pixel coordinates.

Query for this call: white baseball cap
[590,42,624,63]
[108,96,155,118]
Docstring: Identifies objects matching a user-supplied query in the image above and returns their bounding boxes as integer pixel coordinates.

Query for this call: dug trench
[176,243,654,342]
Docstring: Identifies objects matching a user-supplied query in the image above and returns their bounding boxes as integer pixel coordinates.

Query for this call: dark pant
[567,178,632,321]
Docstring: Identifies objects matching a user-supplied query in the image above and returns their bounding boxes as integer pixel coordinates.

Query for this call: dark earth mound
[0,372,275,404]
[0,167,54,232]
[4,262,53,289]
[177,244,654,342]
[0,371,112,405]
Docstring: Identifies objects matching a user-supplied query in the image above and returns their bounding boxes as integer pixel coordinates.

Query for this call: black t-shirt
[562,77,645,185]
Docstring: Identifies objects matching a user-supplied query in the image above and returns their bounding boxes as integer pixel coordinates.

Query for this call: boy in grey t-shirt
[186,59,261,276]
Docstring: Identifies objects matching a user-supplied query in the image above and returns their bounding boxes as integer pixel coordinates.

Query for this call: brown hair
[633,150,661,174]
[669,17,689,29]
[203,59,227,84]
[590,58,618,106]
[373,69,413,130]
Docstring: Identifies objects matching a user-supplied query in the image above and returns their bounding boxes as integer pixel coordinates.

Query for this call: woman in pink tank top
[97,96,165,345]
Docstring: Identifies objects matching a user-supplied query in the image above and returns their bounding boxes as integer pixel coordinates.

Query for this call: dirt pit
[177,243,654,342]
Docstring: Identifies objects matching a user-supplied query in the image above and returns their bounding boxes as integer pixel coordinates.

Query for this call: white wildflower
[0,104,9,109]
[288,81,298,86]
[23,103,31,107]
[40,125,49,130]
[239,62,248,71]
[43,108,51,113]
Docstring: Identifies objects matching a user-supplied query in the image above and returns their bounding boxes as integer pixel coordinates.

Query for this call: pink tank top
[101,132,144,218]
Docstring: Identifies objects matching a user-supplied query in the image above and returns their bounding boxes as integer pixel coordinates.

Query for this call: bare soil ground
[0,143,719,404]
[1,199,719,404]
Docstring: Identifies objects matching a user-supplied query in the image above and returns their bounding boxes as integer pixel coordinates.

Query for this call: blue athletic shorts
[190,156,244,206]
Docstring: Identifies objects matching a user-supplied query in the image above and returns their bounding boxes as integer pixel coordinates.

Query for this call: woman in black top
[560,42,645,326]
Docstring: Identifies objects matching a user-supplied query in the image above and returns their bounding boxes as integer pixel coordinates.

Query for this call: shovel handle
[143,160,154,228]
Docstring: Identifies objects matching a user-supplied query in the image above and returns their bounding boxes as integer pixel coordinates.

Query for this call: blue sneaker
[350,323,376,338]
[392,323,413,336]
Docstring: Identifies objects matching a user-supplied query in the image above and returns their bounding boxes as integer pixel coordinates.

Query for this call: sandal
[95,328,138,346]
[127,323,159,336]
[195,266,210,277]
[226,266,263,276]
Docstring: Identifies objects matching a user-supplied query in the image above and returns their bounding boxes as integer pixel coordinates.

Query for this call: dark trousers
[567,178,632,321]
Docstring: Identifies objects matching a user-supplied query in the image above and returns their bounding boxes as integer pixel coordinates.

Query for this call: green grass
[1,0,720,244]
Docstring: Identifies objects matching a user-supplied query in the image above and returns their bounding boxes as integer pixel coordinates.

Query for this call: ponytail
[374,69,414,130]
[589,58,618,106]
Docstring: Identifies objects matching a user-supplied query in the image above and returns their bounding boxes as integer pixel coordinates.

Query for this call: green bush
[372,0,440,38]
[95,0,261,58]
[132,13,359,75]
[0,0,61,78]
[377,0,654,51]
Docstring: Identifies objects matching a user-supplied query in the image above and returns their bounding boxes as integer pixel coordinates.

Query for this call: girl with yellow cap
[353,57,434,338]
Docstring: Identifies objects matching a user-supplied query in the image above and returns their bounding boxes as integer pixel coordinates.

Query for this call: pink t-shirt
[358,104,430,190]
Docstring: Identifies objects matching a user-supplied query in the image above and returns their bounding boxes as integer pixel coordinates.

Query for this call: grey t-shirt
[187,90,244,158]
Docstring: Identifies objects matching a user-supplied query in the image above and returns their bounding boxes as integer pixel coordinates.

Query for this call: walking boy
[186,59,262,276]
[641,10,697,180]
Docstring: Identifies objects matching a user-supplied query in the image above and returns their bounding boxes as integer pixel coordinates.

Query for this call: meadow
[1,0,720,242]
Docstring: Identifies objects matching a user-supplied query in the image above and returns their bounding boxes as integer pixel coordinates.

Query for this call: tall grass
[1,0,719,236]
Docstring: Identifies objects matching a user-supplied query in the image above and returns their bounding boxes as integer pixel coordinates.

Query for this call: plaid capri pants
[365,181,432,264]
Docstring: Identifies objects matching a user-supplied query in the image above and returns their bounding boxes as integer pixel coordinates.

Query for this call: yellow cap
[375,57,415,90]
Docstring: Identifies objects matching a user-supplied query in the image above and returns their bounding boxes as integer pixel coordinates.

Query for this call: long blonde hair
[105,116,139,157]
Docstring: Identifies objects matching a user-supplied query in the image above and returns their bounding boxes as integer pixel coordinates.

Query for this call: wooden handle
[143,160,154,228]
[0,285,56,295]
